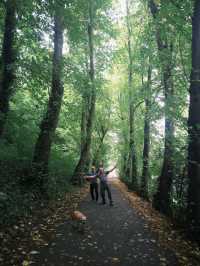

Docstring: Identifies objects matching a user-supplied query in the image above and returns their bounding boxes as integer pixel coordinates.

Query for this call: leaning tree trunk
[126,0,138,189]
[140,66,152,199]
[0,0,17,137]
[149,0,175,215]
[32,12,64,185]
[72,0,96,182]
[187,0,200,240]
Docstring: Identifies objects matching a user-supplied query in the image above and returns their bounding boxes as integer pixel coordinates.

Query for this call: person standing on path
[84,166,99,202]
[97,164,116,206]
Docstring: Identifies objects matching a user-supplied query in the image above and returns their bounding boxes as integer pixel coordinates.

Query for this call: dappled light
[0,0,200,265]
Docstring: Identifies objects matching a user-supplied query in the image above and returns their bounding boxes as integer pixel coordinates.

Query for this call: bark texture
[126,0,138,189]
[72,0,96,182]
[140,66,152,199]
[149,0,175,215]
[0,0,17,137]
[32,12,64,181]
[80,95,88,153]
[187,0,200,239]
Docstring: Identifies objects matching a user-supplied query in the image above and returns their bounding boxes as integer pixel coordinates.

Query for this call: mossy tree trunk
[32,9,64,189]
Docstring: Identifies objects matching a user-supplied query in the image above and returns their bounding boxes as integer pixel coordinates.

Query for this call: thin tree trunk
[92,127,108,166]
[149,0,175,215]
[0,0,17,137]
[126,0,138,189]
[80,95,87,152]
[125,152,130,178]
[187,0,200,240]
[122,153,128,177]
[140,66,152,199]
[32,11,64,184]
[72,0,96,182]
[92,142,103,167]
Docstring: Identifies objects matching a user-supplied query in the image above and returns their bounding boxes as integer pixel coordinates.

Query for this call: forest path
[31,181,178,266]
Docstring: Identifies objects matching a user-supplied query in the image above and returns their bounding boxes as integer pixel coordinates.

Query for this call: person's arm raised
[107,165,117,174]
[83,174,97,180]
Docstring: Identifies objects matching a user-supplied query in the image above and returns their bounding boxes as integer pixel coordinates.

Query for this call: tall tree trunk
[140,66,152,199]
[187,0,200,240]
[125,152,130,179]
[0,0,17,137]
[32,11,64,183]
[126,0,138,189]
[149,0,175,215]
[80,95,87,153]
[81,94,91,171]
[154,50,175,214]
[72,0,96,182]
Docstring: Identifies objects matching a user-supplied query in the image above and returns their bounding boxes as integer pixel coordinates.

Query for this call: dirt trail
[30,179,178,266]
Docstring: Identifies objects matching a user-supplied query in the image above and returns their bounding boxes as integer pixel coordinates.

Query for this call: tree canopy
[0,0,200,243]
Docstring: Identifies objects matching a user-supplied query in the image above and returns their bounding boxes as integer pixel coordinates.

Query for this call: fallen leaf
[112,257,120,263]
[22,260,29,266]
[30,250,40,255]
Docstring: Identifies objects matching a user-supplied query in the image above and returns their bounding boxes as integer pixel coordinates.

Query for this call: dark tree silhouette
[32,9,64,187]
[149,0,175,215]
[0,0,17,137]
[187,0,200,241]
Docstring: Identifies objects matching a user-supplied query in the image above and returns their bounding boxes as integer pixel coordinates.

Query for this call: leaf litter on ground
[113,179,200,266]
[0,185,89,266]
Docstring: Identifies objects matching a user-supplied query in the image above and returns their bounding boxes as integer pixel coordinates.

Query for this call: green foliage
[0,0,116,225]
[112,0,191,216]
[0,0,194,226]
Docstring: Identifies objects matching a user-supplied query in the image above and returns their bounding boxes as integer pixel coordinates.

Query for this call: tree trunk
[129,112,138,189]
[149,0,175,215]
[80,94,91,171]
[72,0,96,182]
[140,66,152,199]
[0,0,17,137]
[32,11,64,184]
[80,95,87,153]
[125,152,130,179]
[92,127,108,166]
[187,0,200,240]
[126,0,138,189]
[154,52,175,214]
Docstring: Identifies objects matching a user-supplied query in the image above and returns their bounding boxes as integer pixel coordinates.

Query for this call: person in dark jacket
[84,166,99,202]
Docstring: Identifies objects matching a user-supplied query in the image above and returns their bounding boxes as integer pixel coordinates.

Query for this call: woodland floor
[1,179,200,266]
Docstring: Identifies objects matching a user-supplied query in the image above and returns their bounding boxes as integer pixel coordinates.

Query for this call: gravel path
[31,182,178,266]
